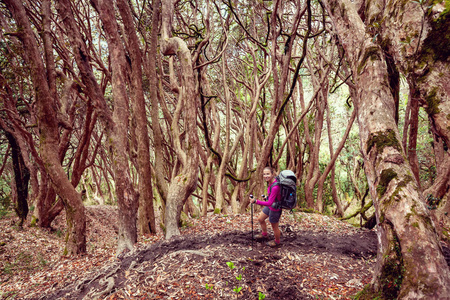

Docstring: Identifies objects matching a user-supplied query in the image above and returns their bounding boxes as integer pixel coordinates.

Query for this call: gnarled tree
[322,0,450,297]
[160,0,200,239]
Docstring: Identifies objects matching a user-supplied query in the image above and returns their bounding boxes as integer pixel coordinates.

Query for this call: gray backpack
[271,170,297,210]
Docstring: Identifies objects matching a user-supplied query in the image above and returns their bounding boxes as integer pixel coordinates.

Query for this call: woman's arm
[256,184,280,206]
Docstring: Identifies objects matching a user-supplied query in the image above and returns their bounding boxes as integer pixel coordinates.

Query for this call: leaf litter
[1,206,449,299]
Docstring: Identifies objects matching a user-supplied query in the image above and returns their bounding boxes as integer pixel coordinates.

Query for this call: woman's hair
[263,166,276,174]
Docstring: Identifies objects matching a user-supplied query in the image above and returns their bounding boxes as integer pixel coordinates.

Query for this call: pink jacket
[255,179,281,211]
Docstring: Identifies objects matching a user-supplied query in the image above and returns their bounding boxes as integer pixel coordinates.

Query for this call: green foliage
[205,283,214,290]
[55,229,63,238]
[2,251,34,275]
[30,216,38,227]
[296,184,308,209]
[318,162,335,213]
[258,291,266,300]
[0,174,12,219]
[0,198,11,219]
[426,194,441,210]
[226,262,246,296]
[353,284,381,300]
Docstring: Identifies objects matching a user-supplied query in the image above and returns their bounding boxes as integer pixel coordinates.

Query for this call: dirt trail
[41,227,378,299]
[3,207,450,299]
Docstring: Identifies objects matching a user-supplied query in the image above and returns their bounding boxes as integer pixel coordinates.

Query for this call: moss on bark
[354,231,404,299]
[424,87,441,115]
[389,175,413,202]
[357,46,382,74]
[421,5,450,62]
[378,233,404,299]
[377,168,398,198]
[367,129,402,154]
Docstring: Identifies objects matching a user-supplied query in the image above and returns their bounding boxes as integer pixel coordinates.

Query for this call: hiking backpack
[271,170,297,210]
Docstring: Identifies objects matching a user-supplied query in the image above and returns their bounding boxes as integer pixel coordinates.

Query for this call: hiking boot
[254,233,268,240]
[267,240,281,248]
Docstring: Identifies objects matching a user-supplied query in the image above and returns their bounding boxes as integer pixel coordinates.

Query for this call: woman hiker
[249,166,282,247]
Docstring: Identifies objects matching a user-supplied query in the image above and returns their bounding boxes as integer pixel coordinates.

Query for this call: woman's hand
[249,195,256,204]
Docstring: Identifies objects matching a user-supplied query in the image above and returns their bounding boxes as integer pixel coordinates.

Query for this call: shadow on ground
[40,226,450,300]
[41,227,379,300]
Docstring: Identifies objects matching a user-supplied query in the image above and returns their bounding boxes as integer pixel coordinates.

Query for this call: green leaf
[226,261,235,270]
[206,283,214,290]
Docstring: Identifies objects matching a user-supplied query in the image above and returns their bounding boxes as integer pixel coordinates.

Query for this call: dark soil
[40,226,378,300]
[4,209,449,299]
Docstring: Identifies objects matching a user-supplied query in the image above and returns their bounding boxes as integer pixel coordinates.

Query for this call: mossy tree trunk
[369,0,450,291]
[357,0,450,240]
[322,0,450,298]
[373,0,450,242]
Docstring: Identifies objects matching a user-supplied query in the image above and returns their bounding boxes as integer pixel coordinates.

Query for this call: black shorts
[262,206,282,224]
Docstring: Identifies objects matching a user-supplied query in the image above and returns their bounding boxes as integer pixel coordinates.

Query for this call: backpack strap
[268,177,280,202]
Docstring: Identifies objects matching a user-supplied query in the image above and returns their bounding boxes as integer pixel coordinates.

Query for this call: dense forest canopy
[1,0,449,298]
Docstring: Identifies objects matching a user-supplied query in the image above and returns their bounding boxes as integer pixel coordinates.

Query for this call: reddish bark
[4,0,86,255]
[91,0,139,254]
[117,0,156,235]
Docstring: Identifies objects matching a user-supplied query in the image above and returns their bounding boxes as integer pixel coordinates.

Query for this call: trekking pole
[250,195,254,250]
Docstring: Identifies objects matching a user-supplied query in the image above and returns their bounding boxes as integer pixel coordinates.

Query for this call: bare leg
[271,222,281,242]
[258,211,269,234]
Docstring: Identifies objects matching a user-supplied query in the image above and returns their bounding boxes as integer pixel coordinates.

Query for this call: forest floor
[1,205,449,300]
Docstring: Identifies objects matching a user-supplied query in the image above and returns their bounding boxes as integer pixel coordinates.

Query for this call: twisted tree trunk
[91,0,139,254]
[322,0,450,298]
[117,0,156,236]
[4,0,86,255]
[374,0,450,244]
[160,0,200,239]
